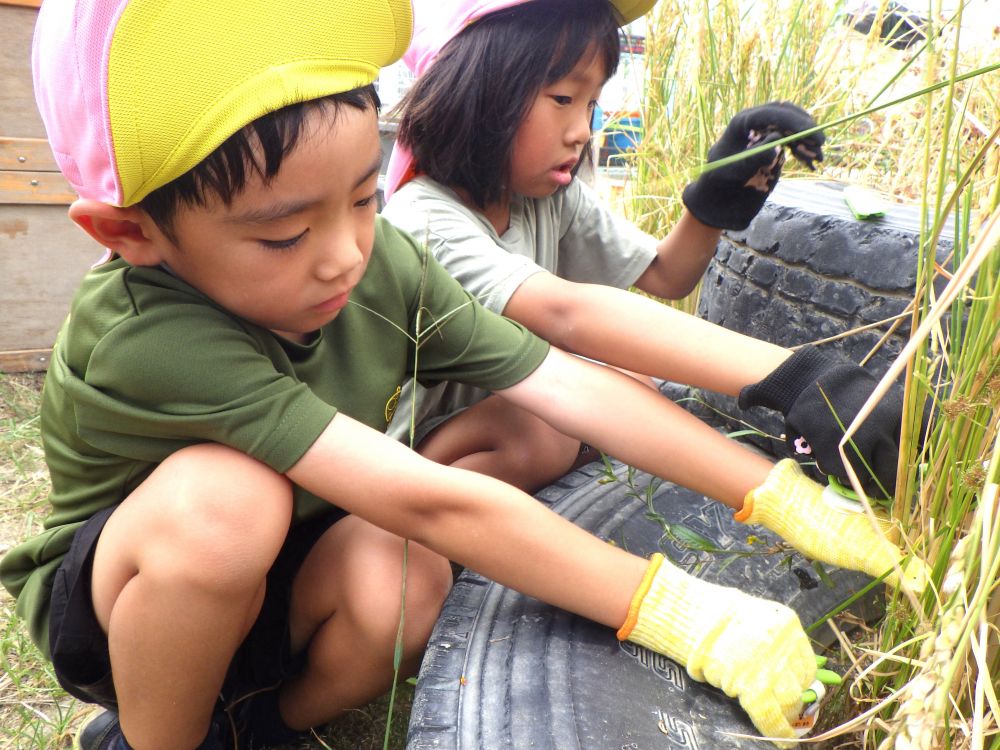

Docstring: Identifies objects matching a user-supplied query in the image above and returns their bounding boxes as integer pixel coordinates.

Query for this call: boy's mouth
[312,290,351,313]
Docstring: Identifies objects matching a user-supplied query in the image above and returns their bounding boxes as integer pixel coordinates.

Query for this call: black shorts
[48,506,346,712]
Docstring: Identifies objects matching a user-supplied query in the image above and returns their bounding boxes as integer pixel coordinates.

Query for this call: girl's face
[508,48,607,200]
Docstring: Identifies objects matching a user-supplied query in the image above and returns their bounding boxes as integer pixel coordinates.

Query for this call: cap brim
[611,0,657,25]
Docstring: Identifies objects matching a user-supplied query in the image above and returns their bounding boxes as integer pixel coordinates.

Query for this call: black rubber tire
[407,458,882,750]
[696,178,952,459]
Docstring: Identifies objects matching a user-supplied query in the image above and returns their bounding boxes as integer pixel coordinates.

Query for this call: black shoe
[73,709,126,750]
[225,688,307,749]
[73,707,227,750]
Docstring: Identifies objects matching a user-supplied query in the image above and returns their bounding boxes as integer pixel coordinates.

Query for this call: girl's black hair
[396,0,621,209]
[139,85,380,241]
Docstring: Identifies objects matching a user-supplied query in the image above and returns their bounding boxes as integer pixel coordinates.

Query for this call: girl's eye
[260,229,307,251]
[551,95,572,106]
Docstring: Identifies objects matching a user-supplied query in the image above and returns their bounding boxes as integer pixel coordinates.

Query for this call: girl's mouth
[550,160,577,186]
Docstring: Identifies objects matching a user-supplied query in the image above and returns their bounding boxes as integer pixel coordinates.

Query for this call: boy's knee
[140,445,293,578]
[162,443,290,509]
[163,443,291,501]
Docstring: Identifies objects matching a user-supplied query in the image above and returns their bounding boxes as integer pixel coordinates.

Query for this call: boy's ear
[68,199,167,267]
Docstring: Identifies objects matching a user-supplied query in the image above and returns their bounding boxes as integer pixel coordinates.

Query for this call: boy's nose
[315,237,363,281]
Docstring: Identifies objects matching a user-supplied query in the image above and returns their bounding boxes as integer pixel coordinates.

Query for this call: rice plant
[630,1,1000,746]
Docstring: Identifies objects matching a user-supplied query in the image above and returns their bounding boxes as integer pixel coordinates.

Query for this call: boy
[1,1,922,748]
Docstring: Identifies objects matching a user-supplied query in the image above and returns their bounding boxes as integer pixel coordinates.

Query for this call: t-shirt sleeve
[378,219,550,390]
[63,304,335,474]
[554,179,658,289]
[383,182,543,315]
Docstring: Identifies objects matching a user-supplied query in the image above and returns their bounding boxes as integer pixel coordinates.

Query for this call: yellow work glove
[738,459,928,591]
[618,553,818,747]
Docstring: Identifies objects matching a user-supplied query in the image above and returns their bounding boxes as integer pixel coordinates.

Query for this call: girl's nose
[567,108,593,146]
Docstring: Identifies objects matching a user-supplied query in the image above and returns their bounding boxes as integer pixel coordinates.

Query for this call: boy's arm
[499,349,928,587]
[285,369,824,745]
[285,412,645,627]
[495,347,775,507]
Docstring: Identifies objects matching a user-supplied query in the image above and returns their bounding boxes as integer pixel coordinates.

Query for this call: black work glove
[738,346,903,498]
[682,102,825,230]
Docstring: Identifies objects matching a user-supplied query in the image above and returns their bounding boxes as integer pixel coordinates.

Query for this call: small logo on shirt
[385,385,402,424]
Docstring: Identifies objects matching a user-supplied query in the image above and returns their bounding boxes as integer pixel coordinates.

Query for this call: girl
[382,0,904,499]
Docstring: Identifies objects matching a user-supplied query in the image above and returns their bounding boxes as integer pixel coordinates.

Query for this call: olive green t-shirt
[0,216,549,656]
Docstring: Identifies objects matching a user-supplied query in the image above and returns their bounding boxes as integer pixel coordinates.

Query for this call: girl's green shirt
[1,216,549,656]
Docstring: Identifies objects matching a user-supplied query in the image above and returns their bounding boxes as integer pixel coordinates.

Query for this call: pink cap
[385,0,657,198]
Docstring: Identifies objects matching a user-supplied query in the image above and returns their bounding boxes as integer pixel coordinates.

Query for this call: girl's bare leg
[278,516,453,730]
[417,394,583,492]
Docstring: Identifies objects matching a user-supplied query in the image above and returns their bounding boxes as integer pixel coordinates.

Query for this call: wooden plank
[0,4,46,138]
[0,203,103,352]
[0,137,60,172]
[0,349,51,373]
[0,1,43,8]
[0,170,77,205]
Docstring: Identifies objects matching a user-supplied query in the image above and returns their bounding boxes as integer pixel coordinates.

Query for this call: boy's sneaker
[73,707,228,750]
[73,709,127,750]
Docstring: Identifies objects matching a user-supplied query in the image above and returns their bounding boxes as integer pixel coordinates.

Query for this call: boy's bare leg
[90,444,294,750]
[279,516,452,730]
[416,394,583,492]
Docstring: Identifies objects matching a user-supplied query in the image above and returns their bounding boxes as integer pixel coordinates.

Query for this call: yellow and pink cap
[403,0,657,78]
[32,0,413,207]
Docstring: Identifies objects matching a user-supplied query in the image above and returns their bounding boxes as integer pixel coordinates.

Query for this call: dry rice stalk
[875,456,1000,750]
[878,535,973,750]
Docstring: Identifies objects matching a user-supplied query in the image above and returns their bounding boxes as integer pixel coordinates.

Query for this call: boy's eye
[354,192,378,209]
[259,229,307,251]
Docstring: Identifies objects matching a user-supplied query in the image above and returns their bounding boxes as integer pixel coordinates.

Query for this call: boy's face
[509,48,606,200]
[145,105,382,341]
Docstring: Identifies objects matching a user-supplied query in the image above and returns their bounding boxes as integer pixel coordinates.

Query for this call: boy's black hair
[139,85,380,240]
[396,0,621,209]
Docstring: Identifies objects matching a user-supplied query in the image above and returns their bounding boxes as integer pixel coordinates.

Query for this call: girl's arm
[632,102,826,301]
[286,410,646,627]
[497,349,928,590]
[631,210,723,300]
[503,266,790,396]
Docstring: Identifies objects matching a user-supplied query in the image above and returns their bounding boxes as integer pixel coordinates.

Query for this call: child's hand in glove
[738,459,929,591]
[682,101,825,230]
[618,553,833,747]
[739,346,903,497]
